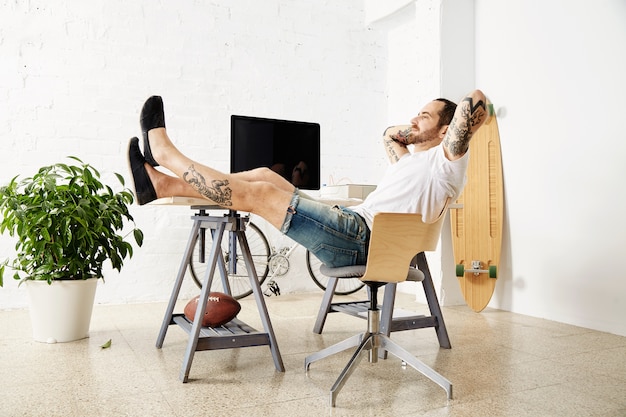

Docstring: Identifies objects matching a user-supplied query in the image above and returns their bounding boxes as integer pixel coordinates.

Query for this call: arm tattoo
[384,127,410,163]
[391,127,411,144]
[384,139,402,162]
[443,97,487,156]
[183,164,233,206]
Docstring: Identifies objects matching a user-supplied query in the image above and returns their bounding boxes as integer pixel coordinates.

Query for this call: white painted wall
[0,0,387,307]
[2,0,625,337]
[474,0,626,336]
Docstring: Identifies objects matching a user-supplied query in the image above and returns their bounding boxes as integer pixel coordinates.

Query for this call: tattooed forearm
[390,127,412,144]
[444,113,471,156]
[443,95,487,157]
[384,139,402,162]
[183,164,233,206]
[383,126,410,163]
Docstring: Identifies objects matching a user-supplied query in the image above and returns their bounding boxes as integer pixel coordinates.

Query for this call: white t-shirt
[350,144,469,228]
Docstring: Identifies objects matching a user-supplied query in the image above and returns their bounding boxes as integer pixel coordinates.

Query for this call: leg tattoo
[183,164,233,206]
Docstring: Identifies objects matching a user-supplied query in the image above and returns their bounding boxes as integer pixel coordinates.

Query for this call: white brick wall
[0,0,389,307]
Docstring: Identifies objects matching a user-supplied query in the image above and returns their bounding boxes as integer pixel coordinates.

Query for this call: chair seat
[320,265,425,282]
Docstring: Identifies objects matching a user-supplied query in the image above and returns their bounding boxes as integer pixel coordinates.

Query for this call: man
[128,90,487,268]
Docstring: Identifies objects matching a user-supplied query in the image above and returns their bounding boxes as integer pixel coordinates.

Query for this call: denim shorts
[280,191,370,267]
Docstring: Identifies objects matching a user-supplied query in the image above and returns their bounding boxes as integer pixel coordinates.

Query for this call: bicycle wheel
[189,222,270,300]
[306,250,365,295]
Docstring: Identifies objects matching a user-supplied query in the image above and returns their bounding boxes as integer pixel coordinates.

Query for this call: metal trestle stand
[155,203,284,382]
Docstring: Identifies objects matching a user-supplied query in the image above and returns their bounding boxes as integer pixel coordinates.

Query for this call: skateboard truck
[455,261,497,279]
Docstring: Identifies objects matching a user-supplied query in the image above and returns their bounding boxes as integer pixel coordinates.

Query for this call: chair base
[305,313,453,407]
[313,253,451,351]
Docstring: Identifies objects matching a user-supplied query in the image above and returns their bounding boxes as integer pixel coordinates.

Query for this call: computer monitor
[230,115,321,190]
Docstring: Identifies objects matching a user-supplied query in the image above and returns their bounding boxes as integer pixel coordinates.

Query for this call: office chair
[305,210,452,406]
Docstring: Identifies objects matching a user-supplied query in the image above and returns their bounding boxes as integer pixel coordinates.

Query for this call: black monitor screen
[230,115,320,190]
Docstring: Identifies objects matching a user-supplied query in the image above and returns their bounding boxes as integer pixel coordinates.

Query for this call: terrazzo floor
[1,291,624,416]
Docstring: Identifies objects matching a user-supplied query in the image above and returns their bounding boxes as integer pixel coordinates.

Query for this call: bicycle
[188,214,365,299]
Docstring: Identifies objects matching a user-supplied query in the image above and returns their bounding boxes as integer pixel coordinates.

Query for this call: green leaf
[114,173,125,186]
[41,227,51,242]
[133,228,144,247]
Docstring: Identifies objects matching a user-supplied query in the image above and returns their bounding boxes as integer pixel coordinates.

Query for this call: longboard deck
[450,106,503,312]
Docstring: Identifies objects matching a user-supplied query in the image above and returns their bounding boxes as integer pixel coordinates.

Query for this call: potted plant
[0,156,143,343]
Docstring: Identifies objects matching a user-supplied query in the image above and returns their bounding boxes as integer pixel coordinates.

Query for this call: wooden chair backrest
[361,203,448,283]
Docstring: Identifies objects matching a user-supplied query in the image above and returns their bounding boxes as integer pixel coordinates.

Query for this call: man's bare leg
[145,165,296,202]
[146,127,295,229]
[143,163,206,200]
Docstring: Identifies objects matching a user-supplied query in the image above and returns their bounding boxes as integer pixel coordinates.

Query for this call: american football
[183,292,241,327]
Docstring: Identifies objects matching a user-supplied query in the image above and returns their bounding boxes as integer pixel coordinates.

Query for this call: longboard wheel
[456,264,465,277]
[489,265,497,278]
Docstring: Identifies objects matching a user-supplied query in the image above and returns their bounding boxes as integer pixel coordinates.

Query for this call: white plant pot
[25,279,98,343]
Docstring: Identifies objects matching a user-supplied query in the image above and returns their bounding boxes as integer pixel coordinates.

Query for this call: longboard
[450,104,503,312]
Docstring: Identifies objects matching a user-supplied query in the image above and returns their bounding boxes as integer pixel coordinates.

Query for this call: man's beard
[409,125,440,145]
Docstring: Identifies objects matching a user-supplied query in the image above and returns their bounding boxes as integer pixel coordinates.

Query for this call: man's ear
[439,125,449,138]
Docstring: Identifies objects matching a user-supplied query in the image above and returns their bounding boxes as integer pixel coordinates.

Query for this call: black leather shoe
[140,95,165,167]
[127,137,157,205]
